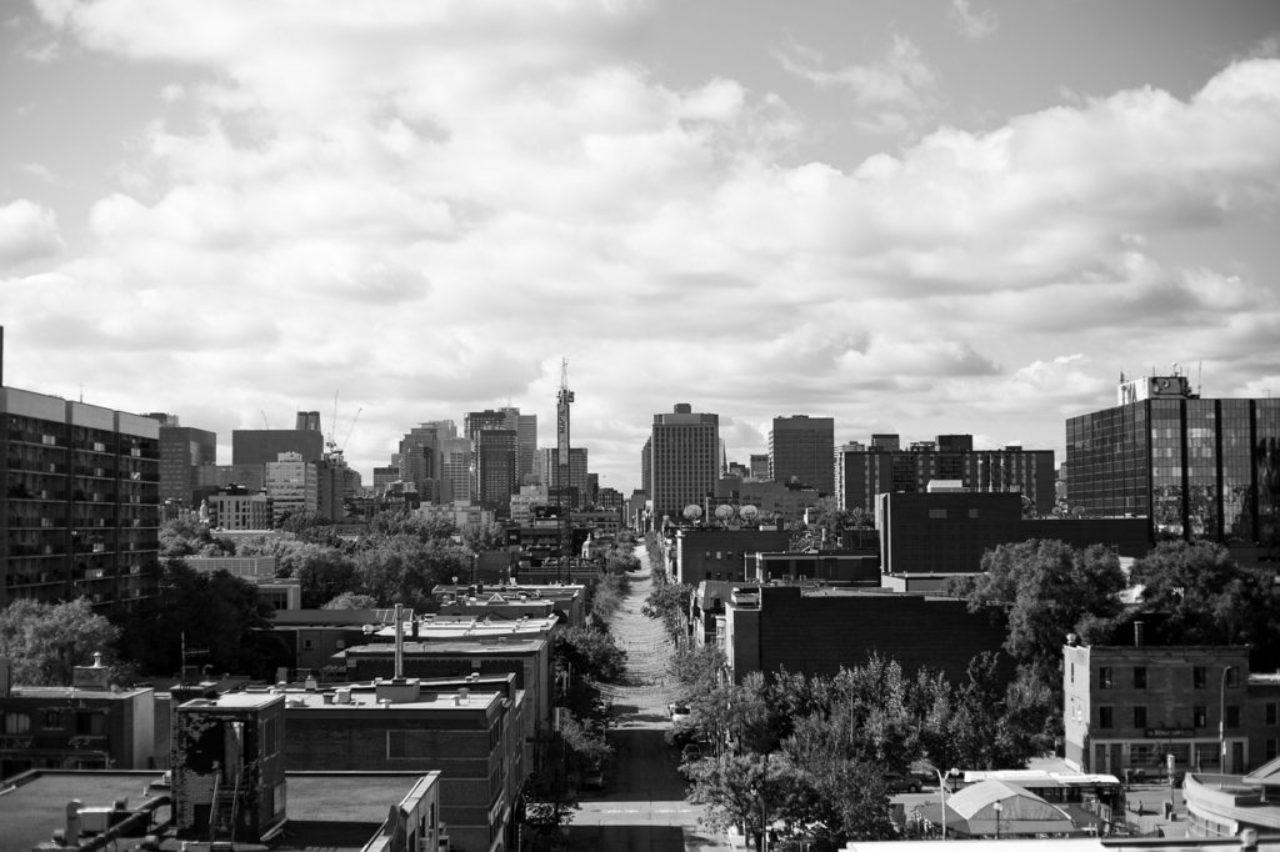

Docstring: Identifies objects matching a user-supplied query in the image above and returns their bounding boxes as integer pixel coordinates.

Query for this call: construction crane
[557,359,575,580]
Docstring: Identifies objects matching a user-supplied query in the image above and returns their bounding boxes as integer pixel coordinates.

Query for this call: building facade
[474,429,518,517]
[835,434,1056,516]
[1,387,161,608]
[206,486,272,530]
[231,424,324,466]
[647,403,720,523]
[769,415,835,494]
[535,447,589,507]
[264,452,318,525]
[1063,639,1252,778]
[153,418,217,509]
[1066,374,1280,544]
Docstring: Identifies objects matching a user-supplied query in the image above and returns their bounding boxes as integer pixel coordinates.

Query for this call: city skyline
[3,0,1280,494]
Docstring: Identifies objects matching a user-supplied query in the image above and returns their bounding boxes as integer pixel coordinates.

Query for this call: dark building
[1,387,160,608]
[1066,373,1280,544]
[724,585,1013,687]
[836,434,1056,516]
[154,419,217,508]
[769,415,835,494]
[647,403,720,523]
[673,527,792,585]
[231,426,324,466]
[474,429,518,516]
[877,491,1150,575]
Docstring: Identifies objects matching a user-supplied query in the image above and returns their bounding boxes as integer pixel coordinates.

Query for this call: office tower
[464,410,509,440]
[440,437,472,504]
[516,413,538,485]
[1066,373,1280,542]
[835,434,1054,515]
[317,455,360,520]
[641,438,652,499]
[296,411,322,432]
[870,434,901,452]
[1,386,160,608]
[265,451,319,525]
[399,421,454,503]
[151,416,217,508]
[536,447,589,508]
[748,454,770,480]
[769,415,835,494]
[474,429,518,516]
[232,416,325,466]
[647,403,720,522]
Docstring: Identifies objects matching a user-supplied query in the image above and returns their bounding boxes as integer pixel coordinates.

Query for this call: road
[565,545,738,851]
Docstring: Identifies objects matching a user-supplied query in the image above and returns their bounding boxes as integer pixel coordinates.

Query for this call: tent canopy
[923,779,1079,837]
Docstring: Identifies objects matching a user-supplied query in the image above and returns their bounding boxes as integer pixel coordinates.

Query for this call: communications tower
[557,359,575,575]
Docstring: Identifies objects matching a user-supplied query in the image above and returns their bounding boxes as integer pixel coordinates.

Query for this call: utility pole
[556,359,574,582]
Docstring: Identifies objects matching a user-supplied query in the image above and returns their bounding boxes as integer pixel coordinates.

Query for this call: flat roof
[178,691,285,711]
[277,686,501,712]
[8,685,153,700]
[343,638,546,655]
[0,770,437,852]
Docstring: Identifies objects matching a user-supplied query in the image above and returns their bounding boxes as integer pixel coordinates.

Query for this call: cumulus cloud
[0,199,64,265]
[9,2,1280,484]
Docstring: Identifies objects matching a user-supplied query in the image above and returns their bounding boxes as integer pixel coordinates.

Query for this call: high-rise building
[474,429,518,516]
[151,416,217,509]
[398,421,455,503]
[440,437,472,504]
[516,413,538,485]
[232,420,324,466]
[296,411,322,432]
[1,386,160,608]
[265,451,319,525]
[536,448,589,508]
[647,403,720,523]
[1066,373,1280,542]
[768,415,835,494]
[835,434,1054,515]
[748,454,770,480]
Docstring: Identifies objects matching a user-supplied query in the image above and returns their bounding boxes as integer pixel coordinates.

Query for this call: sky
[3,0,1280,496]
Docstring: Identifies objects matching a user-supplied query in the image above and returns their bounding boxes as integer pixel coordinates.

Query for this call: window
[302,639,314,650]
[968,509,980,519]
[1268,703,1278,726]
[1269,740,1278,762]
[1227,706,1241,729]
[1099,667,1113,689]
[1133,667,1147,689]
[1193,666,1207,689]
[1226,667,1241,688]
[75,712,105,736]
[4,712,31,734]
[1133,706,1148,729]
[928,508,948,519]
[1194,705,1207,728]
[1070,663,1075,684]
[1098,707,1113,729]
[42,710,62,729]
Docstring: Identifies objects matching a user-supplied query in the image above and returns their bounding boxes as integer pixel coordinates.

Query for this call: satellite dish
[682,504,703,520]
[739,504,759,521]
[714,504,735,521]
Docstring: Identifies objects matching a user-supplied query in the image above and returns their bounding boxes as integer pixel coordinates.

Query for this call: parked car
[582,760,604,790]
[668,703,691,724]
[884,772,923,793]
[681,743,703,762]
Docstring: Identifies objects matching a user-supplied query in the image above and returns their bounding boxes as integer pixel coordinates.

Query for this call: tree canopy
[0,598,119,686]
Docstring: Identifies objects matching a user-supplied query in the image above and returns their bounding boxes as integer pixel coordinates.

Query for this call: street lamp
[932,767,958,839]
[1220,664,1235,774]
[992,799,1003,840]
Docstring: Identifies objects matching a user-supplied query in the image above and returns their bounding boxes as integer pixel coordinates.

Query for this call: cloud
[775,33,938,132]
[10,3,1280,486]
[0,199,64,265]
[948,0,998,39]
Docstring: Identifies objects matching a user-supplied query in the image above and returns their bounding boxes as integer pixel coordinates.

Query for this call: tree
[353,534,469,609]
[949,539,1126,677]
[159,514,235,558]
[1130,540,1280,663]
[643,580,691,642]
[0,598,119,685]
[460,520,507,553]
[115,559,288,680]
[323,591,379,610]
[685,752,806,852]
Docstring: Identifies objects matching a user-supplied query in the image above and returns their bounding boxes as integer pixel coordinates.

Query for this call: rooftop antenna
[261,410,270,429]
[1198,361,1203,396]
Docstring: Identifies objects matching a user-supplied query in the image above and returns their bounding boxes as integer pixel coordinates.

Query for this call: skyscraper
[474,429,518,516]
[647,403,720,522]
[1066,373,1280,542]
[536,447,589,507]
[768,415,835,494]
[151,415,217,508]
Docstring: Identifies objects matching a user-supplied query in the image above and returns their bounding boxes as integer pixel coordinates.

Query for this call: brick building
[877,491,1151,575]
[672,527,792,585]
[723,585,1012,687]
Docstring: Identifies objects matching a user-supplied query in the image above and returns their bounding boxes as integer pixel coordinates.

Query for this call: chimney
[1134,621,1145,647]
[394,603,404,680]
